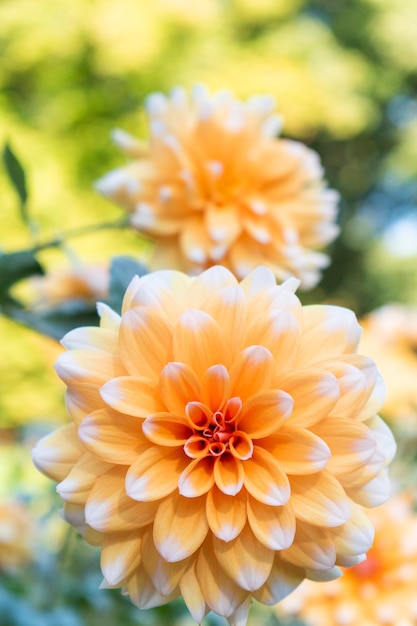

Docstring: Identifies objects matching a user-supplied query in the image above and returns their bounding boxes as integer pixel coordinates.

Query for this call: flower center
[183,397,253,460]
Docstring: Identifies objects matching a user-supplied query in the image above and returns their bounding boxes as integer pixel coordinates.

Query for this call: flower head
[32,266,395,625]
[0,500,34,571]
[277,493,417,626]
[30,263,109,308]
[360,304,417,428]
[96,86,339,288]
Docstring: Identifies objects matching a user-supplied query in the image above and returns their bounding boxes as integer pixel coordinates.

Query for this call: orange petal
[213,523,274,591]
[100,376,163,418]
[172,309,225,381]
[202,364,231,412]
[32,424,84,482]
[186,266,237,308]
[213,453,244,495]
[311,417,377,475]
[126,447,188,501]
[247,497,295,550]
[201,285,248,359]
[126,560,179,609]
[178,456,215,497]
[244,310,300,373]
[142,534,189,595]
[159,362,201,414]
[240,266,277,297]
[119,307,173,379]
[65,383,104,426]
[230,346,275,400]
[205,204,242,247]
[279,368,340,427]
[101,528,145,586]
[229,432,253,461]
[153,493,209,562]
[206,485,247,542]
[142,413,193,446]
[57,452,109,505]
[329,502,374,558]
[253,554,304,605]
[78,408,147,464]
[180,562,209,624]
[55,349,125,385]
[295,305,361,366]
[61,327,119,354]
[243,445,290,506]
[237,390,293,438]
[263,425,331,474]
[281,521,336,571]
[85,466,158,532]
[196,540,249,617]
[345,468,391,507]
[289,471,350,527]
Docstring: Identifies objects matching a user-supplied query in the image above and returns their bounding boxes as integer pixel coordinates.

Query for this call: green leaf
[3,299,100,340]
[0,251,44,299]
[107,255,148,313]
[3,142,29,225]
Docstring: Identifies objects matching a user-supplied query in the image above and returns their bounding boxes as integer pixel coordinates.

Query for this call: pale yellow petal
[126,561,179,609]
[119,307,173,379]
[213,523,274,591]
[32,424,84,482]
[126,447,188,501]
[180,562,209,624]
[65,383,104,426]
[244,309,300,373]
[247,497,295,550]
[85,466,158,532]
[55,349,125,385]
[159,361,202,414]
[253,554,304,605]
[262,426,330,475]
[201,285,247,357]
[172,309,225,380]
[100,376,163,417]
[202,364,231,412]
[295,305,361,366]
[279,368,340,427]
[153,493,208,562]
[345,468,391,507]
[230,346,275,401]
[61,327,119,354]
[101,528,145,586]
[78,408,147,464]
[186,266,237,308]
[289,471,350,527]
[142,535,189,595]
[206,485,247,542]
[243,445,290,506]
[329,502,374,558]
[196,540,249,617]
[57,452,109,505]
[281,521,336,571]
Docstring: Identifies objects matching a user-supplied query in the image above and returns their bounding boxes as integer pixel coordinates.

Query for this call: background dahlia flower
[277,493,417,626]
[0,501,34,571]
[32,266,395,625]
[96,86,340,289]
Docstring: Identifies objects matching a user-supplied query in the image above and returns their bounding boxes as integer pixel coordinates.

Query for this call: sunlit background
[1,0,417,624]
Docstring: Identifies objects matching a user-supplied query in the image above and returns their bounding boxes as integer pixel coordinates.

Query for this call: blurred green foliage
[1,0,417,624]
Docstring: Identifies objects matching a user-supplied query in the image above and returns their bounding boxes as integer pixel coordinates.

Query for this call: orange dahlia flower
[32,266,395,625]
[95,86,339,288]
[0,501,34,571]
[360,305,417,429]
[277,493,417,626]
[31,264,109,308]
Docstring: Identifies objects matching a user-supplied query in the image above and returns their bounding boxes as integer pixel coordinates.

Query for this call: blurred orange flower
[31,264,109,308]
[96,86,339,288]
[32,266,395,625]
[0,501,34,571]
[360,305,417,428]
[277,493,417,626]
